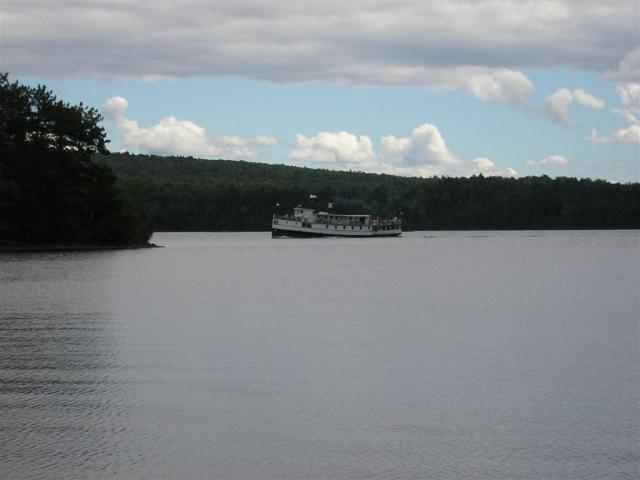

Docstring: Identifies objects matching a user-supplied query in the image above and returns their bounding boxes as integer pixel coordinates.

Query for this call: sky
[1,0,639,182]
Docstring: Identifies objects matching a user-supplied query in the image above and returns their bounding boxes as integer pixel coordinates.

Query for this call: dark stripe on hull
[272,228,401,238]
[372,232,402,237]
[272,228,329,238]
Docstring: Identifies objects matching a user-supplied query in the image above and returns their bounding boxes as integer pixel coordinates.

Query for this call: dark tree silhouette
[95,152,640,232]
[0,74,151,245]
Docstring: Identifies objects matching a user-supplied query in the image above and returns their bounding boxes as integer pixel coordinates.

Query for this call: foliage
[0,74,152,244]
[96,152,640,231]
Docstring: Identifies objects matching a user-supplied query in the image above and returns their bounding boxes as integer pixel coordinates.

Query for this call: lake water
[1,231,638,479]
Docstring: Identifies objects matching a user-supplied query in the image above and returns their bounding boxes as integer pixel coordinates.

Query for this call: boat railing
[274,214,401,228]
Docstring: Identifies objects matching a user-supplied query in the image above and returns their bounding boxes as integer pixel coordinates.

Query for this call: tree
[94,152,640,232]
[0,73,151,244]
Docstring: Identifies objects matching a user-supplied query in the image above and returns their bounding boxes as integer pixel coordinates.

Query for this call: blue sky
[4,1,639,182]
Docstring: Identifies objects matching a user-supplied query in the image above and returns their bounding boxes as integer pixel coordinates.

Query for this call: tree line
[96,152,640,231]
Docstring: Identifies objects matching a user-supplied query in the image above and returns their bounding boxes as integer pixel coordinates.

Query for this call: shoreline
[0,242,162,253]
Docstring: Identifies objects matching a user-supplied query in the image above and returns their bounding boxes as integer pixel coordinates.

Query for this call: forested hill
[96,152,640,231]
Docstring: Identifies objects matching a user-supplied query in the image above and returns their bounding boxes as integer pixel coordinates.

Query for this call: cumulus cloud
[103,96,277,159]
[289,124,518,178]
[544,89,574,127]
[495,167,520,178]
[472,157,496,171]
[3,1,638,103]
[381,124,461,168]
[525,154,569,166]
[288,132,377,170]
[543,88,606,127]
[471,157,519,177]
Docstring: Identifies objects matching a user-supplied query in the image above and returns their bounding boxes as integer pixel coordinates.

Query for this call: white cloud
[471,157,519,178]
[525,154,569,166]
[460,69,533,104]
[616,83,640,108]
[495,167,520,178]
[289,123,518,178]
[584,80,640,144]
[573,89,607,109]
[381,124,461,168]
[585,125,640,144]
[472,157,496,171]
[544,89,574,127]
[612,83,640,125]
[3,1,638,104]
[288,132,377,170]
[103,96,277,159]
[543,88,606,127]
[612,107,639,125]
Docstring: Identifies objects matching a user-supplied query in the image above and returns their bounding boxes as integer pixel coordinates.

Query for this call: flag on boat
[309,194,318,199]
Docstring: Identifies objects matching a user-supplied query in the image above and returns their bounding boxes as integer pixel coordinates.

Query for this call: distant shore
[0,241,161,253]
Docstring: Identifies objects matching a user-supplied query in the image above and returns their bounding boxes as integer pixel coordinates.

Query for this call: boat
[272,205,401,238]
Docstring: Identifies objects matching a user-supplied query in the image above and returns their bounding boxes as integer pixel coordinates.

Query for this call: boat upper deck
[274,207,400,227]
